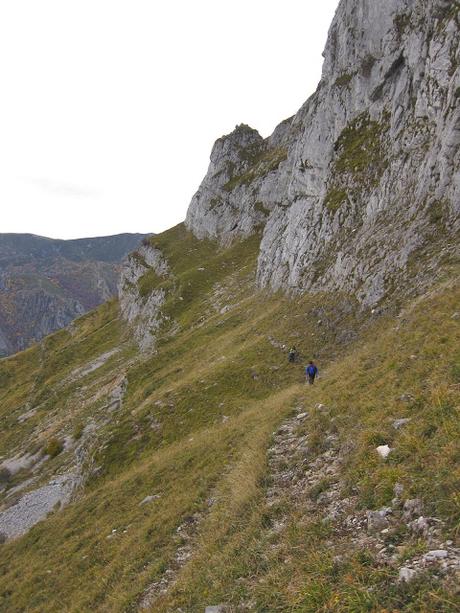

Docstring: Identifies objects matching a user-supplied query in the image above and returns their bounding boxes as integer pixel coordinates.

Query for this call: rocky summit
[0,1,458,612]
[0,233,148,356]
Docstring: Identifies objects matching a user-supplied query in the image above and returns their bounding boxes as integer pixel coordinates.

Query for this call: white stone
[423,549,448,562]
[393,418,411,429]
[399,567,418,582]
[376,445,392,459]
[139,494,161,506]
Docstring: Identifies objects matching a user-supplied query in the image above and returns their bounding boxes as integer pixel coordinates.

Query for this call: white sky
[0,0,339,239]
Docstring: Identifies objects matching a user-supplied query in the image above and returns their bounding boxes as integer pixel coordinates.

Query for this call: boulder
[408,516,431,537]
[423,549,448,562]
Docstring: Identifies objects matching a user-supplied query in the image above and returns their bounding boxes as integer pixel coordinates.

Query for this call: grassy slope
[0,223,458,612]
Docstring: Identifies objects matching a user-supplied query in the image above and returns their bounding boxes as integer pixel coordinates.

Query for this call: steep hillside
[0,0,459,611]
[0,233,148,356]
[0,223,458,612]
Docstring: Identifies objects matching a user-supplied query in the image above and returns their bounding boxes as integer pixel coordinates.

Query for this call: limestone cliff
[186,0,460,305]
[118,244,171,352]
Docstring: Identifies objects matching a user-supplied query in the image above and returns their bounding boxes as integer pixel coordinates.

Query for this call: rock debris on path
[264,405,460,586]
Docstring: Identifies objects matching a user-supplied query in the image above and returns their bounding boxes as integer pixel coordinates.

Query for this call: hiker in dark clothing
[288,346,297,363]
[306,360,318,384]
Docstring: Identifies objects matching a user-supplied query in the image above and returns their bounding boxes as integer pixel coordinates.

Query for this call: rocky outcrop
[185,124,292,245]
[186,0,460,305]
[118,244,171,351]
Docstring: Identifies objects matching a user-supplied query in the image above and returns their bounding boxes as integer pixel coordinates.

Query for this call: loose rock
[392,418,411,429]
[423,549,448,562]
[367,508,391,534]
[403,499,423,521]
[376,445,392,459]
[139,494,161,506]
[399,567,418,582]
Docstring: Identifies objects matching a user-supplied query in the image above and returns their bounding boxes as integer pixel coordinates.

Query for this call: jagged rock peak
[185,121,291,245]
[210,124,263,161]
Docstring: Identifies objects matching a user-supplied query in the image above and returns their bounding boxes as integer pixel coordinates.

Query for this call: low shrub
[43,438,63,459]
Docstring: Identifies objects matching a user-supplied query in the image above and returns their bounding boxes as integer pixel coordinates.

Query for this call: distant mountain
[0,233,149,356]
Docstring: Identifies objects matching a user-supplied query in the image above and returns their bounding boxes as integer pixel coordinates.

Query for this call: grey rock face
[118,244,171,351]
[186,0,459,305]
[257,0,460,304]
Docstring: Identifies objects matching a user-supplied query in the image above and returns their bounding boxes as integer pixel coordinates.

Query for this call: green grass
[223,147,287,192]
[324,187,348,213]
[43,438,64,458]
[334,111,388,176]
[138,268,165,300]
[334,72,354,87]
[394,13,411,38]
[0,222,458,612]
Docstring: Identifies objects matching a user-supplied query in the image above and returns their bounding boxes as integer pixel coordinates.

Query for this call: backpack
[307,365,317,376]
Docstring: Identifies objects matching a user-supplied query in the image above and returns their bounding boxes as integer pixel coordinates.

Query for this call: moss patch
[334,72,354,87]
[334,112,388,176]
[223,147,287,192]
[324,188,348,213]
[323,111,389,216]
[138,268,165,300]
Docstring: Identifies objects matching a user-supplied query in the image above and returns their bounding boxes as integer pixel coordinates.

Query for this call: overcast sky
[0,1,339,240]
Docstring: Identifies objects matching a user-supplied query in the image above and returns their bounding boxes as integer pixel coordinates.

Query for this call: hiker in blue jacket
[305,360,318,384]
